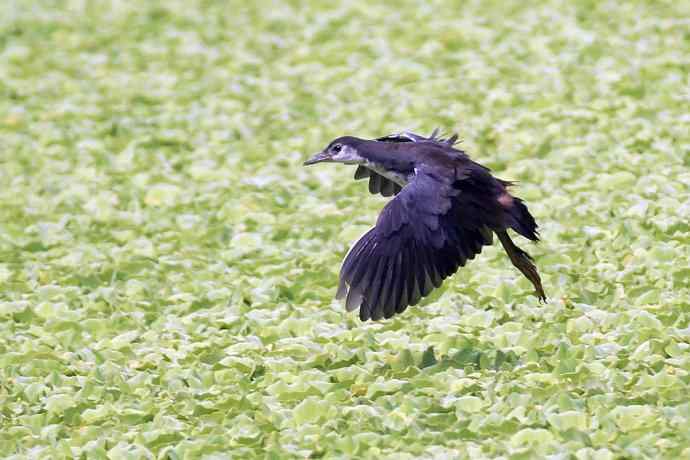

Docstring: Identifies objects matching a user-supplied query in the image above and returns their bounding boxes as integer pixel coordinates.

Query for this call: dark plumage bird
[304,130,546,321]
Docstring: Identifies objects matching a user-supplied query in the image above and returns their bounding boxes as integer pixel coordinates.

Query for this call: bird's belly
[365,162,410,186]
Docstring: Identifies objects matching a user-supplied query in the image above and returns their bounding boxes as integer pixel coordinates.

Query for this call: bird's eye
[332,144,342,153]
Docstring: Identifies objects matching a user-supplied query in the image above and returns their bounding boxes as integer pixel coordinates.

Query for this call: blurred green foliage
[0,0,688,458]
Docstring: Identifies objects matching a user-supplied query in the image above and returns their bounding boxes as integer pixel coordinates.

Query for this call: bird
[303,129,546,321]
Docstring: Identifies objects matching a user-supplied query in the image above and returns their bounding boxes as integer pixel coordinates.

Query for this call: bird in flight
[304,130,546,321]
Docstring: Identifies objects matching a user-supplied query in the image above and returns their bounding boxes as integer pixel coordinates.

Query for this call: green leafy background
[1,0,688,458]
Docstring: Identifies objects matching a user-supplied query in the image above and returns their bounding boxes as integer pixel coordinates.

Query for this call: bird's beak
[303,151,331,166]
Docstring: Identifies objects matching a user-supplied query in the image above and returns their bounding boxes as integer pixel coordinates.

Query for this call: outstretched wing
[353,166,402,197]
[336,169,496,321]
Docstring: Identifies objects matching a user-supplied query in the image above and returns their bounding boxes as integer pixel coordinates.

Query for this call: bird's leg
[496,230,546,302]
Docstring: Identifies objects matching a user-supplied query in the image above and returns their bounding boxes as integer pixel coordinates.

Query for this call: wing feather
[385,252,403,319]
[354,165,370,180]
[362,257,387,321]
[381,179,395,197]
[377,255,396,319]
[352,166,403,198]
[368,173,381,194]
[337,168,499,320]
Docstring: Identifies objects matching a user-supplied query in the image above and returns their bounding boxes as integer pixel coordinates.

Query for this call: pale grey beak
[303,151,331,166]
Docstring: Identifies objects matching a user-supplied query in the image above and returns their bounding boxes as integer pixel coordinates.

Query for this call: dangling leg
[496,230,546,301]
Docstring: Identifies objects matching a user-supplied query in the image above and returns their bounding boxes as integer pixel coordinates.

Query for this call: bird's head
[304,136,365,166]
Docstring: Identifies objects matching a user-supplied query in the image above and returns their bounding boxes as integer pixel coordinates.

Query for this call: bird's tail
[507,197,539,241]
